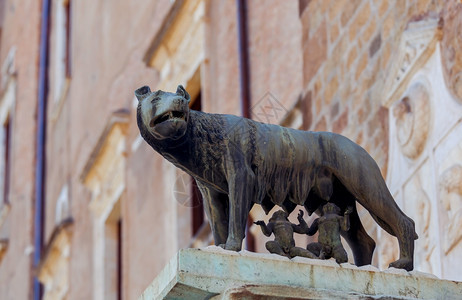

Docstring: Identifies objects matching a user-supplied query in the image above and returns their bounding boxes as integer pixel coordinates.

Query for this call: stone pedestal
[140,246,462,299]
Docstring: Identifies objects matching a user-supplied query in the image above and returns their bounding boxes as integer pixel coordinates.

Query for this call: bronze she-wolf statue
[135,85,418,271]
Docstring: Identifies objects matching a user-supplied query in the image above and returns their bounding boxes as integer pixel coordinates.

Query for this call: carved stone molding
[81,109,129,218]
[0,238,7,263]
[385,44,461,194]
[55,184,70,225]
[0,79,15,224]
[1,47,16,90]
[392,81,431,159]
[382,18,442,108]
[143,0,205,100]
[38,219,73,300]
[383,13,462,280]
[441,1,462,102]
[439,164,462,254]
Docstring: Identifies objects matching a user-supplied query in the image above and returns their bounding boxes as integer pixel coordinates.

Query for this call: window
[0,115,10,206]
[0,78,15,214]
[143,0,212,246]
[104,202,122,300]
[80,111,129,300]
[0,49,16,265]
[190,93,204,236]
[53,0,72,104]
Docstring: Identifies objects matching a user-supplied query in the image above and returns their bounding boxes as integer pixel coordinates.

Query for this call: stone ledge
[140,246,462,299]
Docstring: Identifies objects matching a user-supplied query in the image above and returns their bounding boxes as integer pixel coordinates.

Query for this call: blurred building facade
[0,0,461,299]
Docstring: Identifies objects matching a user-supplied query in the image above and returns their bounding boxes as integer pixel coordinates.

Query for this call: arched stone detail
[439,164,462,254]
[392,81,431,159]
[441,1,462,102]
[381,13,462,279]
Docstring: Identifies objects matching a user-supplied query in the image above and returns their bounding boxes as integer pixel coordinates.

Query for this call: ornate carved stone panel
[392,80,431,159]
[439,164,462,254]
[382,18,441,108]
[434,124,462,280]
[382,17,462,280]
[441,1,462,102]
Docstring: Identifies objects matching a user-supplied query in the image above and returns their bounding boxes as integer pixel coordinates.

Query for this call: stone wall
[300,0,445,173]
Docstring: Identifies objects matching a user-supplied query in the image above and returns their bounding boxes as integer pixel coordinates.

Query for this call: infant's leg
[306,242,323,257]
[289,246,318,259]
[266,241,288,257]
[332,244,348,264]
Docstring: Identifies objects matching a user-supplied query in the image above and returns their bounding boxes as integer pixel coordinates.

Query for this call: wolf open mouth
[150,111,186,127]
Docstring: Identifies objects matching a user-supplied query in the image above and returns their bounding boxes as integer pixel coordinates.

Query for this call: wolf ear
[176,85,190,102]
[135,86,151,101]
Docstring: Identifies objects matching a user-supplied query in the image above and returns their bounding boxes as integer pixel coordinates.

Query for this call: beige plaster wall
[1,0,462,299]
[0,0,41,299]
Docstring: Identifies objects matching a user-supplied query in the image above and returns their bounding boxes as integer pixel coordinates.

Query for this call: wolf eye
[151,97,160,103]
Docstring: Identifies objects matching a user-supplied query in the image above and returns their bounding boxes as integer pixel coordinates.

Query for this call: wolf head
[135,85,191,142]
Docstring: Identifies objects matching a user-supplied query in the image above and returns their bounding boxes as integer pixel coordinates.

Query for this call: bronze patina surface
[135,85,418,271]
[298,204,352,264]
[254,210,317,259]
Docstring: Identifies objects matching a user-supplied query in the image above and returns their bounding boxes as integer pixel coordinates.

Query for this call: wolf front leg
[196,182,229,246]
[225,168,254,251]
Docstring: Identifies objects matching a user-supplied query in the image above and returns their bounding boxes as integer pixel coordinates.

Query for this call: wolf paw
[389,258,413,271]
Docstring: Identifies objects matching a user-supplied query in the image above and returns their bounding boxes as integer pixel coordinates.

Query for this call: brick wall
[300,0,445,176]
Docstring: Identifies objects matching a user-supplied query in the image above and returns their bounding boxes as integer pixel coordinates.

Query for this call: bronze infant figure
[298,203,353,264]
[135,85,418,271]
[254,210,317,259]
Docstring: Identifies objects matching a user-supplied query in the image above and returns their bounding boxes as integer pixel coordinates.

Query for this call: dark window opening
[65,0,72,78]
[3,116,10,204]
[191,179,204,235]
[190,92,204,236]
[117,219,122,300]
[104,202,121,300]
